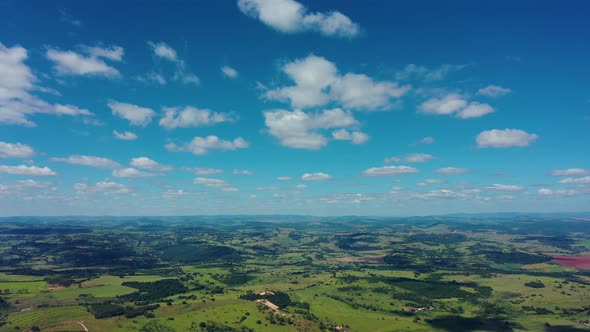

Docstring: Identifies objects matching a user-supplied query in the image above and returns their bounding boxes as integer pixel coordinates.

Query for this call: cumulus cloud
[264,55,409,110]
[108,100,155,126]
[165,135,249,155]
[113,130,138,141]
[395,64,466,82]
[112,167,156,178]
[0,165,56,176]
[277,176,292,181]
[46,45,123,77]
[194,177,237,192]
[130,157,173,171]
[558,176,590,184]
[50,155,120,169]
[456,102,494,119]
[384,153,434,164]
[301,172,332,181]
[434,167,470,174]
[94,181,131,195]
[237,0,360,38]
[159,106,236,129]
[550,168,589,176]
[233,169,253,175]
[419,94,494,119]
[331,129,370,144]
[476,129,539,148]
[147,41,178,61]
[221,66,238,78]
[264,108,359,149]
[0,43,93,126]
[419,137,434,144]
[537,188,579,197]
[416,179,446,187]
[0,142,35,158]
[361,166,419,177]
[478,85,512,97]
[188,167,224,175]
[484,184,524,191]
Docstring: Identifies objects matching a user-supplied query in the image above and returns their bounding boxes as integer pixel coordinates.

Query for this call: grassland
[0,216,589,331]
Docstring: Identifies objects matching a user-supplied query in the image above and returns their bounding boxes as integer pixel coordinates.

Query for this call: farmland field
[1,216,590,331]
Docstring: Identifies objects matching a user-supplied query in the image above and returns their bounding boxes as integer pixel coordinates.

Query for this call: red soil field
[553,256,590,269]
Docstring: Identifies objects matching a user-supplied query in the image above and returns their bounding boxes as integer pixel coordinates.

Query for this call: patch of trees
[214,272,253,286]
[45,275,74,287]
[88,303,159,319]
[477,250,551,265]
[426,316,517,332]
[403,233,467,245]
[192,321,254,332]
[240,291,292,308]
[121,279,188,302]
[524,281,545,289]
[161,244,240,263]
[140,320,176,332]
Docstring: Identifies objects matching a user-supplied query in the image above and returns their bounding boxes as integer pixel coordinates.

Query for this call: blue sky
[0,0,589,216]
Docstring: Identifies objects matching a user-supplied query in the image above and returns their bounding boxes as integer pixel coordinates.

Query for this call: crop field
[0,216,590,331]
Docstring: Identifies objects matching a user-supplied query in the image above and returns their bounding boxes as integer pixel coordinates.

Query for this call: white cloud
[361,166,419,177]
[147,41,177,61]
[277,176,292,181]
[264,108,358,150]
[419,94,494,119]
[50,155,120,169]
[419,136,434,144]
[558,176,590,184]
[108,100,155,126]
[419,93,467,115]
[0,165,56,176]
[237,0,360,38]
[456,102,494,119]
[478,85,512,97]
[404,153,434,163]
[53,104,93,116]
[485,184,524,191]
[330,73,410,110]
[476,129,539,148]
[130,157,173,171]
[165,135,249,155]
[82,45,124,61]
[0,142,35,158]
[94,181,130,195]
[139,72,167,85]
[416,179,445,187]
[112,167,156,178]
[537,188,579,198]
[550,168,589,176]
[434,167,470,174]
[0,43,93,126]
[221,66,238,78]
[385,153,434,164]
[161,189,188,200]
[190,167,224,175]
[395,64,467,82]
[233,169,253,175]
[331,129,370,144]
[301,172,332,181]
[113,130,138,141]
[265,55,409,110]
[46,46,122,77]
[159,106,235,129]
[194,177,238,192]
[257,186,279,191]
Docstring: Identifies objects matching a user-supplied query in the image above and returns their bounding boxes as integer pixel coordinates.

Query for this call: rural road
[77,321,89,332]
